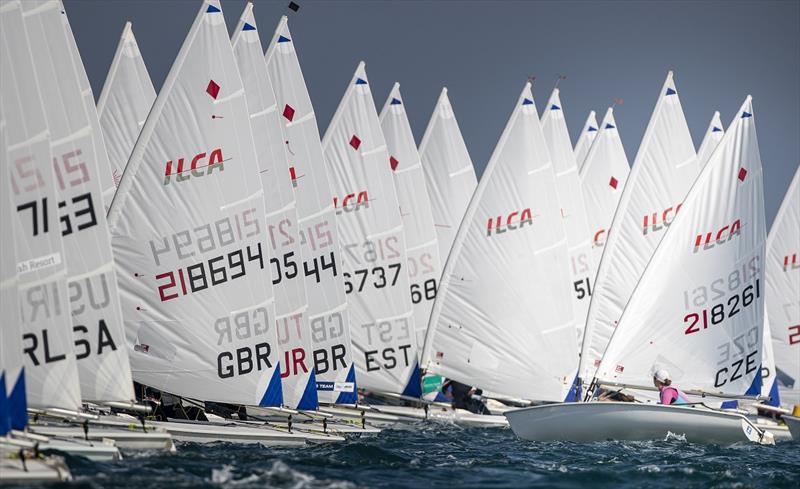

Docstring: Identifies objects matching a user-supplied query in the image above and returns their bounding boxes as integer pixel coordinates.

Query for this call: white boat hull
[0,443,72,483]
[29,425,176,452]
[783,415,800,440]
[505,402,773,445]
[151,420,311,446]
[317,405,403,427]
[38,438,122,461]
[246,407,382,435]
[373,405,509,428]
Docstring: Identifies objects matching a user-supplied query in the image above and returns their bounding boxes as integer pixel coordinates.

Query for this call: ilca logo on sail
[486,208,533,237]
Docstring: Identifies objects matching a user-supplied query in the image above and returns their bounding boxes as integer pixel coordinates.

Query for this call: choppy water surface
[31,423,800,488]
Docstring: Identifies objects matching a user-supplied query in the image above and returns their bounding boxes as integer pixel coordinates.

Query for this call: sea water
[19,423,800,488]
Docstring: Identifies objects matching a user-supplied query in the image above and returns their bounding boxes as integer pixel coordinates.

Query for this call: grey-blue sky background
[64,0,799,225]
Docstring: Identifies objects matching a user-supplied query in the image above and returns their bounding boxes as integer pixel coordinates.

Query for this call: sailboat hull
[29,425,176,452]
[783,415,800,440]
[505,402,773,444]
[151,420,317,446]
[372,405,509,427]
[0,444,72,483]
[37,438,122,461]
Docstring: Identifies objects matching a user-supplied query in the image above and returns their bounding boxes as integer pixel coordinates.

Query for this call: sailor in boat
[653,369,690,405]
[596,389,635,402]
[441,379,489,414]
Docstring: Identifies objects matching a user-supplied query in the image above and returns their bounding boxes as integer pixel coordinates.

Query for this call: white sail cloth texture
[380,84,442,350]
[1,0,82,411]
[578,107,630,279]
[418,88,478,267]
[541,88,595,347]
[697,111,725,169]
[765,166,800,406]
[22,0,135,403]
[108,0,283,406]
[580,73,699,383]
[97,21,156,205]
[232,4,317,410]
[574,110,599,172]
[423,84,577,403]
[322,63,421,397]
[596,97,766,401]
[265,16,357,404]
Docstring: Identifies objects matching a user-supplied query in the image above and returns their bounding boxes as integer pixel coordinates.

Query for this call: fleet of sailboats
[2,0,798,480]
[508,96,775,444]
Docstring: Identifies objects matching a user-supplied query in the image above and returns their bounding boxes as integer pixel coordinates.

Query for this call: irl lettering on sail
[486,208,533,237]
[163,148,225,185]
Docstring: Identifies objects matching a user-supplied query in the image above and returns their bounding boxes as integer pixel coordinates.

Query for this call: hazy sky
[63,0,799,225]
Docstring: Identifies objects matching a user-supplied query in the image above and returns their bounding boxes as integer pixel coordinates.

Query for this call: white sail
[322,63,420,397]
[766,165,800,406]
[1,115,29,433]
[232,4,317,410]
[596,96,766,400]
[107,0,283,406]
[0,118,20,435]
[379,84,442,349]
[579,73,699,383]
[578,108,630,270]
[1,0,81,411]
[697,111,724,169]
[418,88,478,265]
[541,88,595,345]
[422,83,577,402]
[23,0,135,403]
[97,21,156,204]
[574,110,599,172]
[760,311,779,404]
[265,17,356,404]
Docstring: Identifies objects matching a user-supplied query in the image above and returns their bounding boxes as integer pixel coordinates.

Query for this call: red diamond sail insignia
[349,135,361,150]
[609,176,618,189]
[206,79,220,99]
[738,167,748,182]
[389,156,399,171]
[283,104,295,122]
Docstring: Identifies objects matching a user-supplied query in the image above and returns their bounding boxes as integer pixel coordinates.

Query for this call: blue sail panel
[259,364,284,407]
[296,370,320,410]
[334,364,358,405]
[401,362,422,398]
